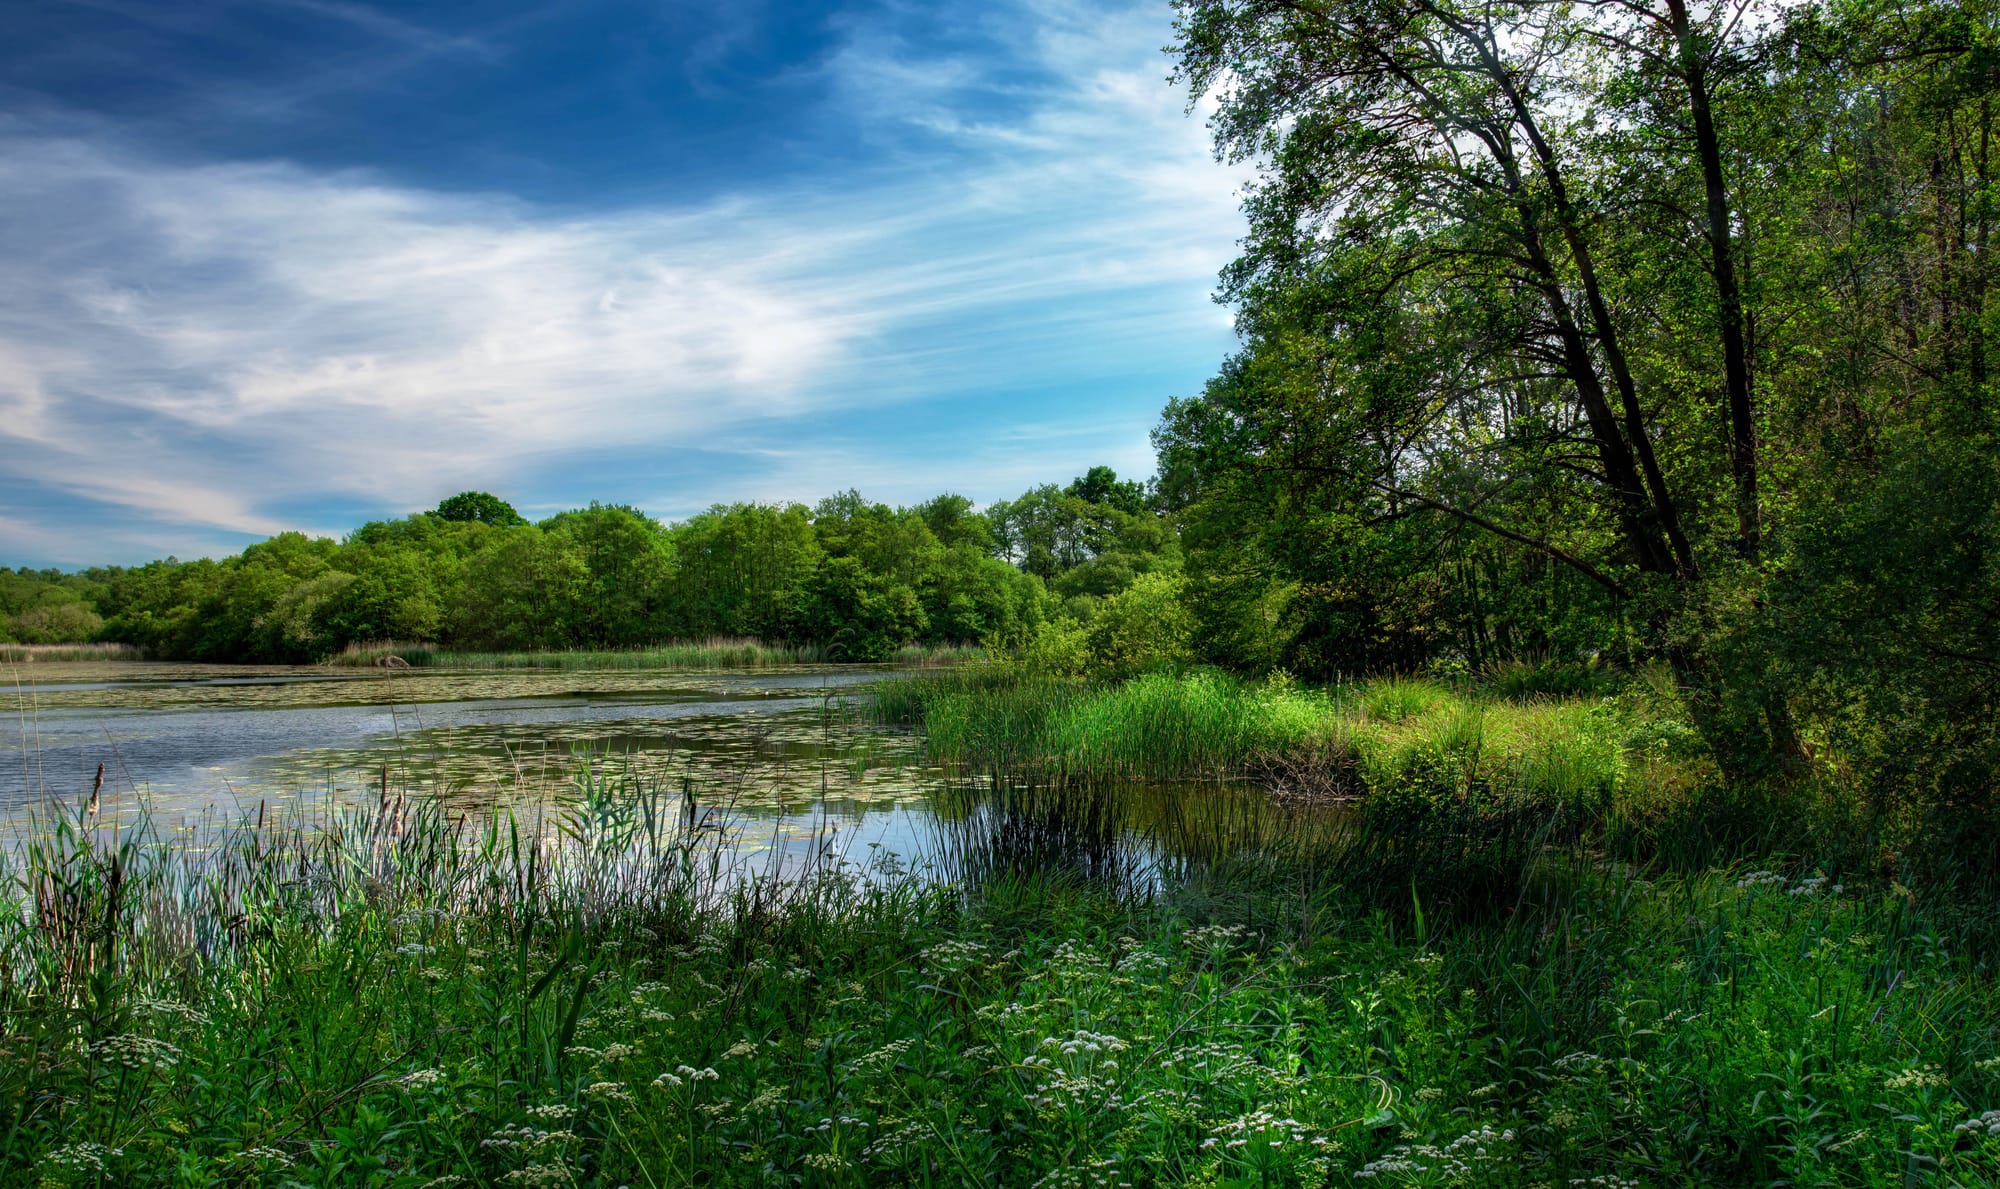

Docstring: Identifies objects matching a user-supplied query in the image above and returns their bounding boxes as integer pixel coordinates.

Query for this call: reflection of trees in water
[926,777,1340,895]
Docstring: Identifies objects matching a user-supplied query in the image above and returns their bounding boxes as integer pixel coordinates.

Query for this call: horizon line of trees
[0,468,1177,664]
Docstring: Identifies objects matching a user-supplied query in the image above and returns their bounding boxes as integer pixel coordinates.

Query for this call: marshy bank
[4,760,1998,1187]
[872,666,1921,877]
[4,663,1998,1186]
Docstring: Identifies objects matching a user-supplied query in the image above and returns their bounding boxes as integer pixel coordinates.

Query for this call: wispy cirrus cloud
[0,0,1247,565]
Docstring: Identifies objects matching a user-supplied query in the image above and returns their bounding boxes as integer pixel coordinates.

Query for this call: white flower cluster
[919,938,988,973]
[91,1034,181,1072]
[234,1146,294,1167]
[582,1081,632,1104]
[1734,871,1843,896]
[1017,1030,1133,1110]
[862,1119,927,1160]
[1040,1030,1129,1059]
[1200,1109,1325,1150]
[1569,1176,1640,1189]
[803,1152,849,1170]
[394,943,437,957]
[1114,949,1173,980]
[500,1163,576,1185]
[524,1104,575,1122]
[1953,1109,2000,1137]
[134,997,210,1026]
[653,1064,719,1088]
[1354,1125,1515,1181]
[1884,1064,1949,1091]
[396,1068,444,1089]
[853,1037,917,1070]
[720,1039,759,1060]
[1159,1040,1265,1083]
[38,1142,122,1174]
[481,1123,576,1152]
[806,1114,869,1134]
[1116,1084,1200,1118]
[1186,924,1249,953]
[1553,1051,1606,1076]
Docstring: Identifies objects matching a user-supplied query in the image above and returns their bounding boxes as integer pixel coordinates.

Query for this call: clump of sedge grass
[879,668,1633,812]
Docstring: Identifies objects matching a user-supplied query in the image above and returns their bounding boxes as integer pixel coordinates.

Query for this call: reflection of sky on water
[2,663,927,837]
[4,662,1326,887]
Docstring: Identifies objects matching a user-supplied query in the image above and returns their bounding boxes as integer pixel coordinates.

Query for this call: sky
[0,0,1250,567]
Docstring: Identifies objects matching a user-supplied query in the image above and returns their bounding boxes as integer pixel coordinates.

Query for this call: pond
[1,661,1322,884]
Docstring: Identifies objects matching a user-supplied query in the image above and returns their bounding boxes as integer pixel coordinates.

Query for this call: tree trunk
[1665,0,1761,561]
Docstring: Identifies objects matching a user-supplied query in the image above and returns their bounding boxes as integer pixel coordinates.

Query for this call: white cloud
[0,0,1249,561]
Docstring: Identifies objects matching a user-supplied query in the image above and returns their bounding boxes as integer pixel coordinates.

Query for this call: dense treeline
[0,468,1174,663]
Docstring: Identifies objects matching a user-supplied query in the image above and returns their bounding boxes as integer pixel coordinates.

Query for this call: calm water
[2,661,1316,880]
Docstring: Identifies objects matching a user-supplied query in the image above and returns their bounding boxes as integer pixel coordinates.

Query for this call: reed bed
[874,669,1627,810]
[2,761,1995,1186]
[0,642,144,663]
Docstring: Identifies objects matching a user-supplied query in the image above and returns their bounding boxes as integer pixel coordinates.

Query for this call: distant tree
[663,504,823,640]
[540,503,675,646]
[433,492,527,527]
[913,494,997,554]
[1066,466,1147,516]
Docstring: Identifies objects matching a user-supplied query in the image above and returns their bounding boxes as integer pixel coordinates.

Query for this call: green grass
[3,767,1998,1186]
[875,669,1628,810]
[331,639,987,670]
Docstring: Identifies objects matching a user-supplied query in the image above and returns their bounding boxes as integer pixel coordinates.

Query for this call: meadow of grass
[330,639,986,670]
[0,661,1990,1185]
[3,761,1998,1187]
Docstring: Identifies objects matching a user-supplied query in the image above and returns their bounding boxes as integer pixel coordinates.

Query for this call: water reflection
[2,662,897,824]
[4,662,1336,890]
[925,778,1340,895]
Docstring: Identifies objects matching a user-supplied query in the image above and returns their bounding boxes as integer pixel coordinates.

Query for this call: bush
[7,602,103,644]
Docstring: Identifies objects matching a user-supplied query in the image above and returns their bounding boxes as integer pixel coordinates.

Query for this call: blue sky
[0,0,1248,567]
